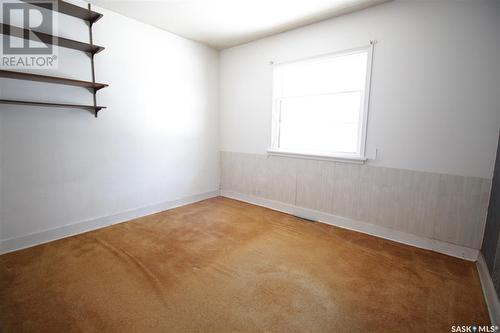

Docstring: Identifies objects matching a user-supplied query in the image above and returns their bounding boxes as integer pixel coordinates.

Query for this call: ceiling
[89,0,391,49]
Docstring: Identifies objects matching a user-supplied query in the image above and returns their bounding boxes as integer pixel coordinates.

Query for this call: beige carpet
[0,197,490,332]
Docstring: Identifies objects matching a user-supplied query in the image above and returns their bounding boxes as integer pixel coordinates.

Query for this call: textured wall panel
[221,152,491,249]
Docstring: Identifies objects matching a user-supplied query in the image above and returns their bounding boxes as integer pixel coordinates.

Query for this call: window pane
[278,92,362,154]
[280,52,368,97]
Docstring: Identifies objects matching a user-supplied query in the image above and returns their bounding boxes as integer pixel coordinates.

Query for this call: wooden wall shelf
[1,23,105,54]
[0,99,106,112]
[0,70,108,90]
[21,0,103,23]
[0,2,107,117]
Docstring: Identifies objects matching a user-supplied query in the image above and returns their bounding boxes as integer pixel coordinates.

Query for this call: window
[269,46,373,163]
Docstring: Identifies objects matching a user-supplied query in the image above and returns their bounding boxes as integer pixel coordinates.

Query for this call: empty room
[1,0,500,331]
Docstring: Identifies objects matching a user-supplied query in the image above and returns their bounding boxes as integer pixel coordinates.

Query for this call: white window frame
[268,44,374,164]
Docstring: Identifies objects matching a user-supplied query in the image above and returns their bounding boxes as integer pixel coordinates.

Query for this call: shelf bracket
[88,3,99,118]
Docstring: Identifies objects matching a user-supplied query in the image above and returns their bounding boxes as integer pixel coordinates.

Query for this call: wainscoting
[220,152,492,249]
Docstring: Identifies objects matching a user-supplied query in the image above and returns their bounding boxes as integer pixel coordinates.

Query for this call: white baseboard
[476,254,500,325]
[220,190,479,261]
[0,190,220,255]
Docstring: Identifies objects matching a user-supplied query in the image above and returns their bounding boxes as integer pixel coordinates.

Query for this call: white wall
[1,0,499,253]
[0,2,220,244]
[220,0,500,179]
[219,0,500,251]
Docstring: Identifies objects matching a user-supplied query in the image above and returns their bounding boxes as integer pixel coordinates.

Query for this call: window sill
[267,149,367,164]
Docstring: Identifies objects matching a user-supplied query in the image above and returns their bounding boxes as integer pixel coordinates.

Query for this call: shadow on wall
[482,133,500,298]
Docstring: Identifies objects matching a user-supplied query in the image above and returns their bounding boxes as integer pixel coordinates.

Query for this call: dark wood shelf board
[21,0,103,23]
[0,70,108,90]
[1,24,104,54]
[0,99,106,112]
